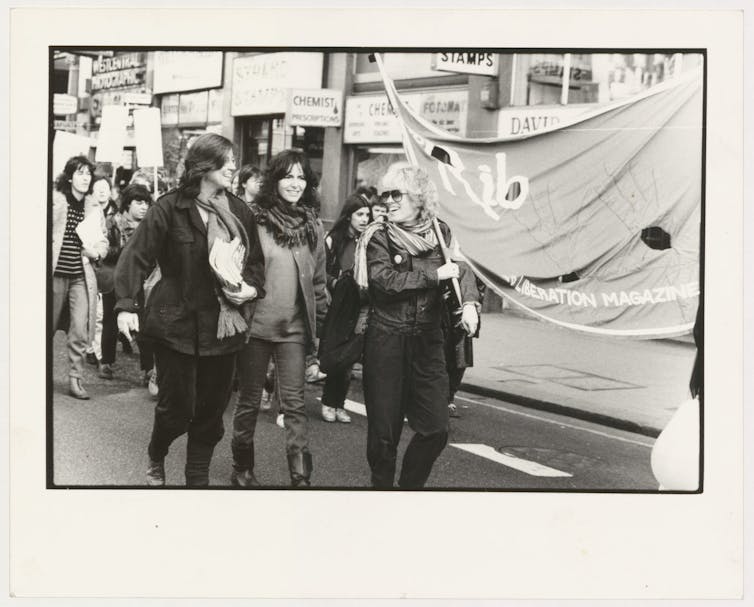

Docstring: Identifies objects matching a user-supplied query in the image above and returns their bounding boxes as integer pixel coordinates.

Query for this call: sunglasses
[379,189,406,204]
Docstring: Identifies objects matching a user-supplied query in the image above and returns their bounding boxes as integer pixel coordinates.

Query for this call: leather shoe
[146,459,165,486]
[230,469,261,487]
[68,377,90,400]
[98,363,114,380]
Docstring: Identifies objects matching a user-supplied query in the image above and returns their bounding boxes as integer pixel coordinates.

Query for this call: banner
[95,105,129,164]
[375,54,702,337]
[133,107,163,168]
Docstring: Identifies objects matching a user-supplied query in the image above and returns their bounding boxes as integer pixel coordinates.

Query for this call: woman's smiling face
[277,162,306,205]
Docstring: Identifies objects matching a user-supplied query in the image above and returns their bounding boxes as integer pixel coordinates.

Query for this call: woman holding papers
[51,155,108,400]
[230,150,327,488]
[114,133,265,487]
[354,164,480,489]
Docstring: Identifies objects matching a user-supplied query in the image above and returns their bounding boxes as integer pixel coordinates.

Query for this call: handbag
[318,271,365,374]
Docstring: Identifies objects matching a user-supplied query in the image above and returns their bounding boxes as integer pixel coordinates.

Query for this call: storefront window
[511,52,700,107]
[353,147,406,191]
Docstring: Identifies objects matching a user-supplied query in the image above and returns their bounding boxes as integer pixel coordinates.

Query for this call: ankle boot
[185,440,214,487]
[287,450,313,487]
[230,444,260,487]
[68,377,90,400]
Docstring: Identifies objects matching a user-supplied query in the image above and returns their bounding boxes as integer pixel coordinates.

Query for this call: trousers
[52,274,89,379]
[363,324,449,489]
[232,338,309,457]
[148,343,236,461]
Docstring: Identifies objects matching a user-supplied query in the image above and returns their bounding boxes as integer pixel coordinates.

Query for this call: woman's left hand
[461,303,479,336]
[223,281,257,306]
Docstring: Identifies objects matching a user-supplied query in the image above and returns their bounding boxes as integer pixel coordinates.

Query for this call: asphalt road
[51,334,659,491]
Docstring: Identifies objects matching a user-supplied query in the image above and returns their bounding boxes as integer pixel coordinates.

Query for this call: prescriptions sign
[287,89,343,127]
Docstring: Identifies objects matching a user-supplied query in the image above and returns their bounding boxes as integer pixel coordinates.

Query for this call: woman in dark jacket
[230,150,327,488]
[354,164,480,489]
[319,192,372,423]
[114,133,265,487]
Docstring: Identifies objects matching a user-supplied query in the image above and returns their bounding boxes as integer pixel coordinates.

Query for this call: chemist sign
[287,88,342,127]
[432,52,499,76]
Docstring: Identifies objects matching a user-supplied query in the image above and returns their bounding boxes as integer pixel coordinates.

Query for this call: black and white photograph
[7,5,746,601]
[47,46,704,492]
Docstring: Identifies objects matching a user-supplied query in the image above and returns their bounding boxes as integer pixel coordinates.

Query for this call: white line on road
[451,443,573,477]
[453,394,655,448]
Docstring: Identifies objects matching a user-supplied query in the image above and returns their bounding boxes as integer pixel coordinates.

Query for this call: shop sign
[432,52,499,76]
[179,91,209,126]
[91,66,147,91]
[54,120,77,132]
[161,94,179,126]
[497,106,589,138]
[344,90,468,144]
[90,88,150,120]
[208,89,224,124]
[92,52,145,75]
[123,92,153,105]
[153,51,223,94]
[231,52,324,116]
[287,88,342,127]
[53,94,78,116]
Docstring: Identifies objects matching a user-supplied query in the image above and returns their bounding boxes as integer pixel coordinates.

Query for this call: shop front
[230,52,328,175]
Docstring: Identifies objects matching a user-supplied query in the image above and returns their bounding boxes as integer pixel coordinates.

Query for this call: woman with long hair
[230,149,327,488]
[114,133,265,487]
[354,164,481,489]
[51,155,108,400]
[319,192,372,423]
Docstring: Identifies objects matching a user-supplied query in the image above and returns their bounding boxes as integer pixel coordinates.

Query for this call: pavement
[456,310,697,437]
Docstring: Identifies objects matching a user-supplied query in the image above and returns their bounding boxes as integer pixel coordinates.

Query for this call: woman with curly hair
[354,164,481,489]
[114,133,265,487]
[230,149,327,488]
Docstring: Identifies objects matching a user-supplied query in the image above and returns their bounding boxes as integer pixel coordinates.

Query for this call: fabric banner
[375,54,702,338]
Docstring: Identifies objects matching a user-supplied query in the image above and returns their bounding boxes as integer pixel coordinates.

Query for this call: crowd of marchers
[51,133,485,489]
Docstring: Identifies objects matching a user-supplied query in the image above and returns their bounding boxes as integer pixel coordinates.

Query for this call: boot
[230,444,260,488]
[68,377,90,400]
[146,458,165,486]
[185,440,215,487]
[287,450,313,487]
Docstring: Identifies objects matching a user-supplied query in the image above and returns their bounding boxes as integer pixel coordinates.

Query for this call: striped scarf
[194,192,252,339]
[354,218,437,290]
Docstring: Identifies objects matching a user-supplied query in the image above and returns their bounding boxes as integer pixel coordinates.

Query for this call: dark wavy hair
[178,133,234,198]
[119,184,153,214]
[54,155,95,196]
[256,149,320,212]
[327,192,371,249]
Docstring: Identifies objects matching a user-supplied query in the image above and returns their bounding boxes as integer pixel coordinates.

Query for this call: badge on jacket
[393,254,403,264]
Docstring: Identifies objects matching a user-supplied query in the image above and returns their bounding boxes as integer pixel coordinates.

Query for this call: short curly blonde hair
[380,163,439,221]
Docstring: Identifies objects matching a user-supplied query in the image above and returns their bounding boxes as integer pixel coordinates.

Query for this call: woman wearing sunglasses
[354,164,481,489]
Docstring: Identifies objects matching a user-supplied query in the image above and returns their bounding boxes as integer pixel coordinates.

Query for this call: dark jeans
[363,324,449,489]
[232,338,309,457]
[148,343,236,461]
[321,364,352,409]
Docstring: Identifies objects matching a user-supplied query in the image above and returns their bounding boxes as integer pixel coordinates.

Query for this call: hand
[461,304,479,336]
[436,261,460,281]
[117,312,139,342]
[82,246,100,260]
[223,282,257,306]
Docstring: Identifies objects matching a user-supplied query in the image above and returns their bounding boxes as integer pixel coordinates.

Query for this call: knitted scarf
[354,217,437,290]
[194,191,252,339]
[251,195,319,251]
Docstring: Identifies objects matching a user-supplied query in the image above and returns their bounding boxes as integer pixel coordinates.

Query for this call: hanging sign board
[53,94,78,116]
[287,88,343,127]
[133,107,164,167]
[153,51,223,94]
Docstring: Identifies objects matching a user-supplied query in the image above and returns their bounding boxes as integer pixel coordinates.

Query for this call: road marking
[453,394,655,448]
[451,443,573,477]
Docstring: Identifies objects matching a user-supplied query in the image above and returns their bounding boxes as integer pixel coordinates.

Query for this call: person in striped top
[51,155,108,400]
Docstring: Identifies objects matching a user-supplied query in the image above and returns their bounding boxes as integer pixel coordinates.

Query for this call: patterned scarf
[112,212,141,248]
[194,191,252,339]
[354,217,437,290]
[251,196,319,251]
